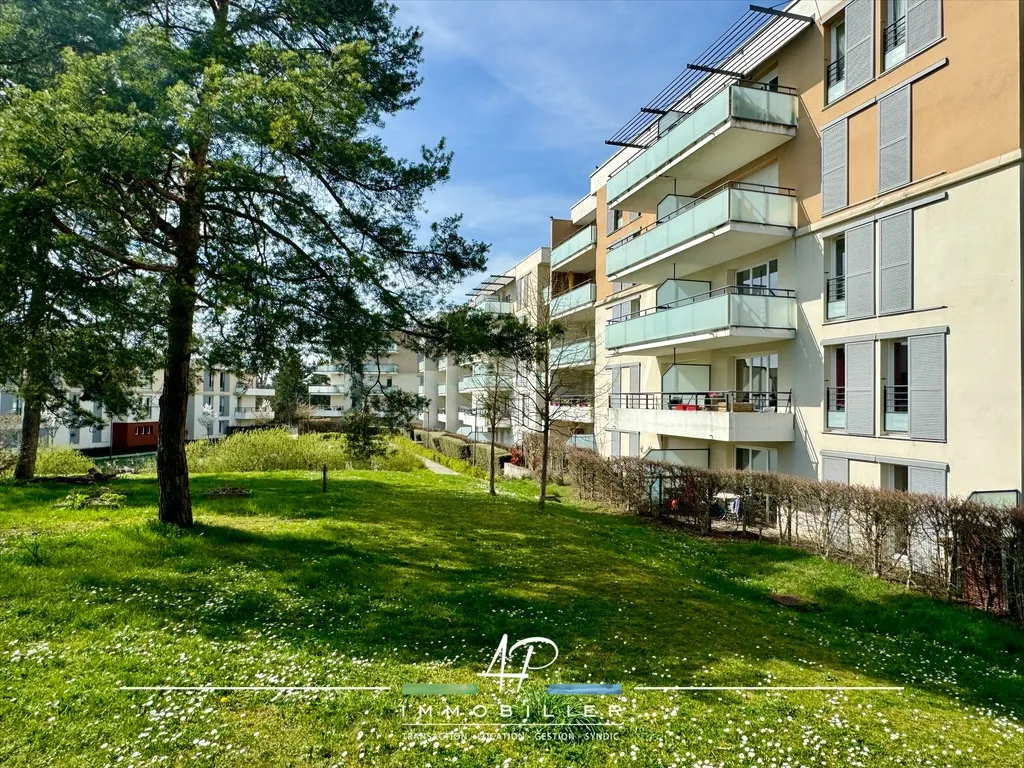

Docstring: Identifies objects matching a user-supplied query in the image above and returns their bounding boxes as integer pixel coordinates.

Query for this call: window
[204,370,214,390]
[628,211,640,223]
[606,208,625,236]
[884,0,908,69]
[736,259,778,294]
[827,19,847,102]
[735,447,777,472]
[735,354,779,411]
[826,346,847,429]
[884,339,909,433]
[219,371,228,391]
[827,237,847,319]
[218,420,228,436]
[611,281,638,294]
[92,425,102,444]
[610,298,640,321]
[218,395,228,416]
[203,395,213,409]
[69,428,79,445]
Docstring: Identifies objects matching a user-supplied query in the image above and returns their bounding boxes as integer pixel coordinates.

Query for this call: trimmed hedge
[410,430,510,476]
[557,447,1024,625]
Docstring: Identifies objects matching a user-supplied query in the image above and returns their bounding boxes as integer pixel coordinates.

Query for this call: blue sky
[387,0,751,300]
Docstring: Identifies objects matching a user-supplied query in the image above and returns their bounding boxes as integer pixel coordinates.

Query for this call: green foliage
[30,447,97,477]
[54,490,126,510]
[369,447,423,473]
[468,442,510,475]
[186,429,348,473]
[271,349,310,426]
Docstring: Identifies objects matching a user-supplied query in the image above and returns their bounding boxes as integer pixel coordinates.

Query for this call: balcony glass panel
[476,298,514,314]
[437,384,446,396]
[605,288,796,349]
[606,84,798,204]
[550,282,596,316]
[551,225,597,267]
[552,340,595,367]
[606,185,794,276]
[364,363,399,374]
[566,434,596,450]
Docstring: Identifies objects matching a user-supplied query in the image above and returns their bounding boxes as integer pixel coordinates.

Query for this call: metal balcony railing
[883,17,906,54]
[827,276,846,302]
[884,384,909,432]
[551,395,594,408]
[826,386,846,411]
[827,56,845,87]
[609,390,792,413]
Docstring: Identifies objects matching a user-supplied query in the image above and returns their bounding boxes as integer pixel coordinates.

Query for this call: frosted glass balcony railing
[364,363,399,374]
[458,374,514,392]
[315,364,343,373]
[606,183,795,276]
[566,434,596,450]
[437,384,446,396]
[308,385,342,394]
[605,286,797,349]
[552,340,596,367]
[551,225,597,267]
[550,282,596,317]
[606,83,798,204]
[476,297,514,314]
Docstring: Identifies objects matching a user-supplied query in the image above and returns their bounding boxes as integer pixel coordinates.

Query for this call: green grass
[1,469,1022,766]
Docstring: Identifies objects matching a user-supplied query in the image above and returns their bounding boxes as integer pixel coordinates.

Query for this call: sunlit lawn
[1,468,1022,766]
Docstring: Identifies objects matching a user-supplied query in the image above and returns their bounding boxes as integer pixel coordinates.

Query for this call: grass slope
[1,469,1022,767]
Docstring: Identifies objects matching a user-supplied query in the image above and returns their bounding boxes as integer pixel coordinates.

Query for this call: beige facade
[532,0,1024,497]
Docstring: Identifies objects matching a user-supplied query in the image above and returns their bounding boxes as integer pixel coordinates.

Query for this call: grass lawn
[1,468,1022,767]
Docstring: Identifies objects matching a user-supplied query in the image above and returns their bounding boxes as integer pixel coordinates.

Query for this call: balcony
[315,364,343,373]
[364,363,399,375]
[566,434,596,450]
[570,192,597,225]
[234,384,274,397]
[551,340,596,368]
[418,360,426,372]
[550,281,596,319]
[606,182,796,283]
[551,225,597,271]
[234,407,275,420]
[438,383,447,397]
[477,297,514,314]
[609,391,794,443]
[606,82,798,212]
[551,395,593,423]
[418,384,425,395]
[438,411,446,422]
[309,384,343,395]
[884,385,908,433]
[458,374,513,392]
[313,407,342,418]
[606,286,797,355]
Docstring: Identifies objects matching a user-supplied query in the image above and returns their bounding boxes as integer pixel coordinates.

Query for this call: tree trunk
[13,397,41,480]
[156,150,206,528]
[489,430,496,495]
[538,420,550,512]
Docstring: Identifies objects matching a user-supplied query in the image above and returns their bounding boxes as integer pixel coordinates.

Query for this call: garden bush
[370,446,423,473]
[186,429,349,473]
[33,447,98,476]
[468,442,510,475]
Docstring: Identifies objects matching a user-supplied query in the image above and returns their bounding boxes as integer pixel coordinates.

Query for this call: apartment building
[314,342,422,421]
[434,248,551,445]
[539,0,1021,498]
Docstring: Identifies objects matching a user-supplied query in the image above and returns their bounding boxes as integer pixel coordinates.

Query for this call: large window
[736,447,777,472]
[884,338,909,432]
[736,259,778,294]
[883,0,908,70]
[827,346,846,429]
[827,19,846,102]
[735,354,779,411]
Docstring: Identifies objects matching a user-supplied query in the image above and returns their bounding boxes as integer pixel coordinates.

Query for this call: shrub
[187,428,349,473]
[298,418,341,434]
[371,447,423,473]
[468,442,510,475]
[34,447,98,476]
[431,435,471,462]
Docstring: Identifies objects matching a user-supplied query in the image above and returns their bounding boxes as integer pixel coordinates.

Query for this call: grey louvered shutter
[878,86,911,193]
[606,207,616,236]
[909,332,946,441]
[845,340,875,436]
[821,121,848,214]
[822,455,849,484]
[845,0,874,91]
[907,0,942,56]
[878,211,913,314]
[845,222,875,319]
[908,465,947,496]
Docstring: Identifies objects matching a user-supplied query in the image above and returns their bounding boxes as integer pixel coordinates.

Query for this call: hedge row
[413,430,510,475]
[521,442,1024,625]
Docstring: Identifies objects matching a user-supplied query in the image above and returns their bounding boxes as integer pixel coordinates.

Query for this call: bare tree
[197,404,216,440]
[476,356,514,495]
[510,293,605,512]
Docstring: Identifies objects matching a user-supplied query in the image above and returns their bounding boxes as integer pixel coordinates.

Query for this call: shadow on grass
[7,471,1022,716]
